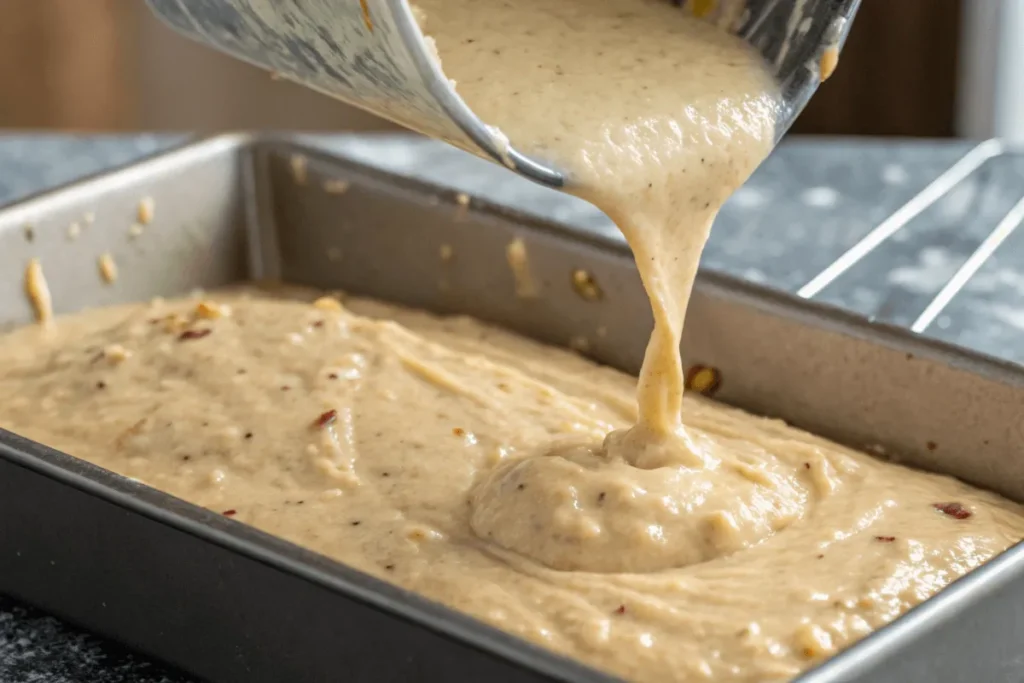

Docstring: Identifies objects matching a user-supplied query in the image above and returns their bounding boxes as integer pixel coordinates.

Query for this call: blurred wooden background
[0,0,961,136]
[0,0,397,131]
[792,0,962,137]
[0,1,131,129]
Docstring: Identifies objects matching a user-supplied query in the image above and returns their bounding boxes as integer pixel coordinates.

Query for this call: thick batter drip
[415,0,777,449]
[1,290,1023,682]
[413,0,786,573]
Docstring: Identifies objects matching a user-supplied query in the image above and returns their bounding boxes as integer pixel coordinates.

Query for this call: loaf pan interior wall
[0,136,251,329]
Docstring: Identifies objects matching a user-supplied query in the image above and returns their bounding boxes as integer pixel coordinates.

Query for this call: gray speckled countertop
[1,133,1023,682]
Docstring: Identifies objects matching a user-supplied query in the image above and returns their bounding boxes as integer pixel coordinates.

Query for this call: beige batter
[1,289,1023,682]
[2,2,1024,682]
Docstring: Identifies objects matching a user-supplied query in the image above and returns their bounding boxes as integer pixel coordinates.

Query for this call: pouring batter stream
[415,0,786,571]
[415,0,778,457]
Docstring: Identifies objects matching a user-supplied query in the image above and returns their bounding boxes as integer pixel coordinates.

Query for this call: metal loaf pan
[0,135,1022,683]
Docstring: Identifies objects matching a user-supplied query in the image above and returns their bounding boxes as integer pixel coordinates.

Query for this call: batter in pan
[2,288,1022,682]
[2,1,1024,682]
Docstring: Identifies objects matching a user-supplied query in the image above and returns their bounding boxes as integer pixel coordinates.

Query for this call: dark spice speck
[934,502,972,519]
[178,328,212,342]
[315,409,338,428]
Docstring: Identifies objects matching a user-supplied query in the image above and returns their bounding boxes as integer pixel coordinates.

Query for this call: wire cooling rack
[795,140,1023,334]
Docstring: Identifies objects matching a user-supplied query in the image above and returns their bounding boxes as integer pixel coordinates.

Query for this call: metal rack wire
[795,139,1024,333]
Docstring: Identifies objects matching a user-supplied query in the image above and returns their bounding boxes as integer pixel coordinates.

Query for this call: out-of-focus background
[0,0,1015,139]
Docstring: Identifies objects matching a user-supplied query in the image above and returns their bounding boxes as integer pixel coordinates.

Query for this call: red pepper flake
[926,441,938,452]
[312,320,325,328]
[314,409,338,428]
[934,502,972,519]
[684,364,721,397]
[874,536,896,543]
[178,328,212,342]
[222,509,237,517]
[452,427,466,437]
[614,605,626,615]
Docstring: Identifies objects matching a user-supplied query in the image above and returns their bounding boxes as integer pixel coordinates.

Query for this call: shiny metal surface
[144,0,859,189]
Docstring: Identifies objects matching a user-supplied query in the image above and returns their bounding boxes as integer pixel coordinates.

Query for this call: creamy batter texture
[1,290,1023,682]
